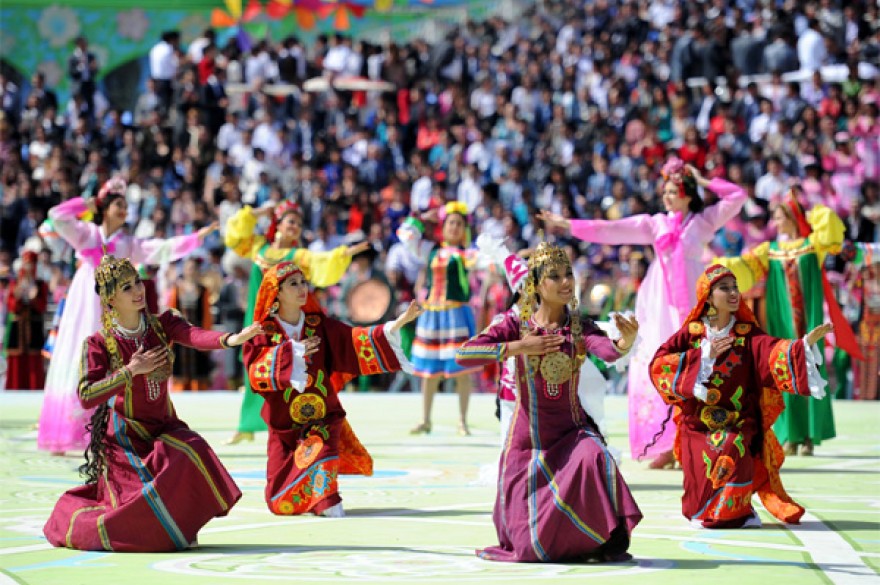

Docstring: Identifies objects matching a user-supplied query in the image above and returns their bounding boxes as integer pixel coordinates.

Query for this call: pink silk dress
[569,178,746,459]
[37,197,201,453]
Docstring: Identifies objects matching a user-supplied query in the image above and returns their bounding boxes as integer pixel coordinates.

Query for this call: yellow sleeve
[806,205,845,262]
[224,206,265,259]
[714,241,770,294]
[293,246,352,288]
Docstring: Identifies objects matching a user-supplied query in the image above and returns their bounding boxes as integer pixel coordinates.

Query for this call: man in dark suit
[28,72,58,114]
[67,36,98,115]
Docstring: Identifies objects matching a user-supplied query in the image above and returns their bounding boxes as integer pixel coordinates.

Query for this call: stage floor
[1,391,878,585]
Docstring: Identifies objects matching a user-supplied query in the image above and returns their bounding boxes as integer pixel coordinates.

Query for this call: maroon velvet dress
[456,312,642,562]
[43,311,241,552]
[650,319,817,527]
[243,313,405,516]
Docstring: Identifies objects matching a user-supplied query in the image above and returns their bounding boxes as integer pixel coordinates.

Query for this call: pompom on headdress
[660,156,697,199]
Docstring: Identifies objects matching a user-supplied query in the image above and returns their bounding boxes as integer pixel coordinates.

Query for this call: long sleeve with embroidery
[77,336,132,409]
[224,205,353,287]
[649,326,706,405]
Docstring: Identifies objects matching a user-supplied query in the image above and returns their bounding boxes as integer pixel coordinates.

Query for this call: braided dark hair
[638,405,674,460]
[79,402,111,484]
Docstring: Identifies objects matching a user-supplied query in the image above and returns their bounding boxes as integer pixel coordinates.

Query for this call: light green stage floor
[0,392,878,585]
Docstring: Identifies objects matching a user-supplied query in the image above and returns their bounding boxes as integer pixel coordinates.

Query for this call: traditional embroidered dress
[650,265,826,528]
[168,282,214,391]
[43,311,241,551]
[716,202,859,447]
[567,177,746,458]
[4,265,48,390]
[225,205,354,434]
[411,244,481,379]
[852,243,880,399]
[456,312,642,562]
[242,262,411,515]
[38,197,201,453]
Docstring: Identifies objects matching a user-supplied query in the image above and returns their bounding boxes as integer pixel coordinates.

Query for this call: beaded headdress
[95,254,139,305]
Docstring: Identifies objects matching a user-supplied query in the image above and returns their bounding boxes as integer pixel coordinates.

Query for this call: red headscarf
[781,189,812,239]
[682,263,760,328]
[18,251,38,280]
[253,261,322,323]
[265,201,302,246]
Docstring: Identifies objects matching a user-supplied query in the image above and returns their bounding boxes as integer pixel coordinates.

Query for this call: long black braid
[637,405,674,461]
[79,402,111,484]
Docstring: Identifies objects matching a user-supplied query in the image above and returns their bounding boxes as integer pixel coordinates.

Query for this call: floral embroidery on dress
[290,393,326,424]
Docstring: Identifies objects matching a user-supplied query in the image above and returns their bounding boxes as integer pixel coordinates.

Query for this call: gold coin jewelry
[539,351,573,398]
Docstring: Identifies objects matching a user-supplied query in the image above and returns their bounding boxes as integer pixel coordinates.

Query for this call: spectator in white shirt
[797,19,828,72]
[149,30,179,112]
[323,33,351,76]
[410,164,434,213]
[755,156,789,202]
[187,29,215,64]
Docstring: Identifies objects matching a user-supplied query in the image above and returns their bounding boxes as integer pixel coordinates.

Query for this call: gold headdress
[95,254,139,305]
[516,235,586,393]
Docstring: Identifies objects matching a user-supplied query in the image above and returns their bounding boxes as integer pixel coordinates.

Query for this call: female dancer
[168,257,214,391]
[224,201,369,444]
[650,264,830,528]
[715,190,862,454]
[456,240,642,562]
[242,262,421,517]
[4,251,48,390]
[410,202,481,435]
[539,159,747,467]
[43,255,260,551]
[38,177,214,454]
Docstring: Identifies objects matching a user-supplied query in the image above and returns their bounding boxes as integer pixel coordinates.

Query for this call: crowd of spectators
[0,0,878,390]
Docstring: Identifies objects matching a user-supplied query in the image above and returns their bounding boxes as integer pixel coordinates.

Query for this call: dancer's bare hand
[514,328,565,356]
[613,313,639,350]
[300,336,321,357]
[709,336,735,359]
[392,301,424,331]
[345,241,372,257]
[536,211,571,232]
[227,323,264,346]
[197,222,219,241]
[805,322,833,346]
[127,346,168,376]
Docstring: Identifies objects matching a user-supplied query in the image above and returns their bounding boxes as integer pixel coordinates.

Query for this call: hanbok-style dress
[38,197,201,453]
[567,178,746,458]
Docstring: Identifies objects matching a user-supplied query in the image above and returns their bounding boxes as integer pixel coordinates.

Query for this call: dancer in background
[456,239,641,562]
[224,201,369,444]
[43,255,260,551]
[409,202,481,436]
[242,262,421,517]
[715,189,861,455]
[539,158,746,467]
[168,257,214,391]
[37,177,214,455]
[3,251,48,390]
[650,264,830,528]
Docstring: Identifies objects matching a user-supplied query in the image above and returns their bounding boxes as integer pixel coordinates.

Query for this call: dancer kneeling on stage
[242,261,422,517]
[648,264,832,529]
[44,255,261,552]
[455,240,642,563]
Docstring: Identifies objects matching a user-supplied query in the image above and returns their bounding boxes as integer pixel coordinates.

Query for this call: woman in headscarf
[241,262,421,518]
[223,201,369,444]
[714,188,862,455]
[4,251,48,390]
[649,264,831,528]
